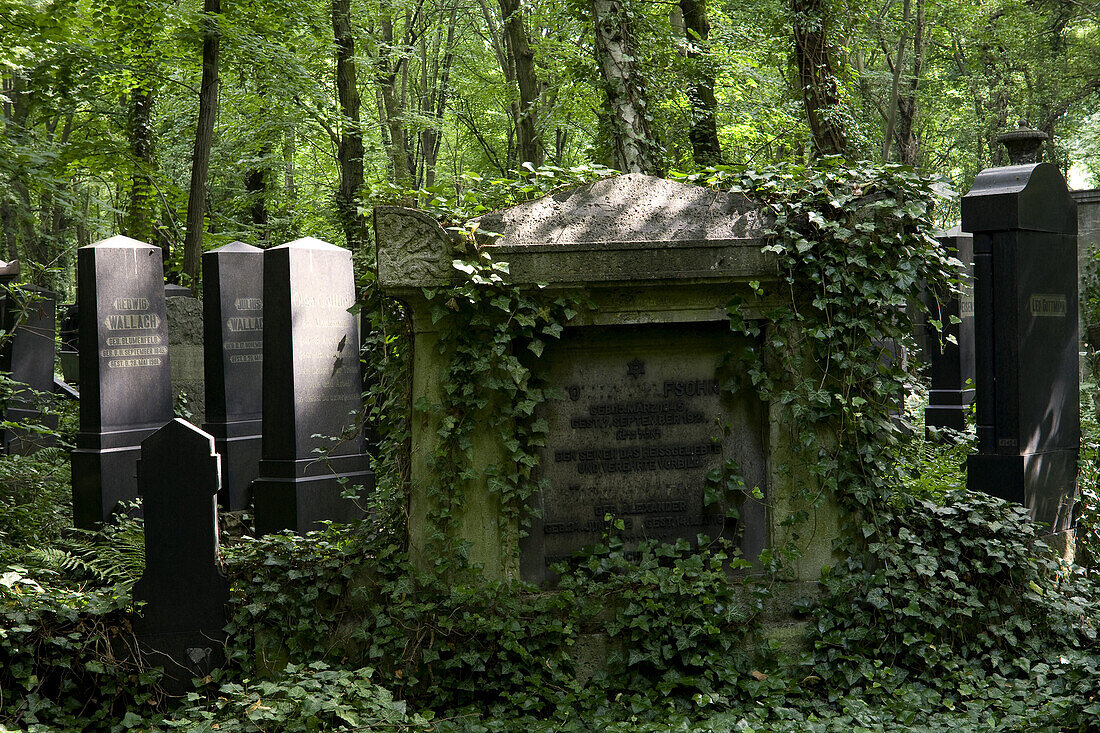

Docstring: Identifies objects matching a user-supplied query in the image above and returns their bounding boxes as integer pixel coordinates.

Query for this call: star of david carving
[626,358,645,377]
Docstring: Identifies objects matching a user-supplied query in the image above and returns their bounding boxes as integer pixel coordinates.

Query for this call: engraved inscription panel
[289,260,362,458]
[89,247,172,431]
[521,323,767,584]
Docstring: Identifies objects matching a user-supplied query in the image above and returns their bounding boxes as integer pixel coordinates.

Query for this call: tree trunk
[244,161,268,240]
[499,0,542,169]
[791,0,848,158]
[332,0,368,251]
[894,0,924,167]
[123,82,160,247]
[679,0,722,167]
[183,0,221,292]
[590,0,661,174]
[420,8,457,190]
[2,73,36,264]
[376,0,414,191]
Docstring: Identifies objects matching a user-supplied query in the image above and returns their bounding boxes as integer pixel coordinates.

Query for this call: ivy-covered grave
[374,172,846,599]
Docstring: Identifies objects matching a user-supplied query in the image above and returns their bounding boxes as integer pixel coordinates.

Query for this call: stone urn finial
[996,121,1048,165]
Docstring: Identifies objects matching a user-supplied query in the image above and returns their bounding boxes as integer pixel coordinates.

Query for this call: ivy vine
[418,244,586,568]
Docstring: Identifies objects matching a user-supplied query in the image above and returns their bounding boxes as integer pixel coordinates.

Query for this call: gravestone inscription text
[521,323,767,584]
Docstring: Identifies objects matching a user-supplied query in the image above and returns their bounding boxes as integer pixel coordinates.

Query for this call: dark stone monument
[71,236,173,528]
[0,266,58,453]
[963,142,1079,534]
[202,241,264,510]
[923,227,975,433]
[251,237,372,534]
[133,418,229,691]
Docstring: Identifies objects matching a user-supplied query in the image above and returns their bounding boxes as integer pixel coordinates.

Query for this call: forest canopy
[3,0,1100,293]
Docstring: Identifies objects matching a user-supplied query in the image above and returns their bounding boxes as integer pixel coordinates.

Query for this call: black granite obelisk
[963,156,1079,533]
[71,236,173,528]
[133,418,229,691]
[202,241,264,510]
[251,237,372,534]
[0,278,58,453]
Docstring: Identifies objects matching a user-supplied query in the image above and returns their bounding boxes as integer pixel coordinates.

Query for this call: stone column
[202,241,264,510]
[70,236,173,528]
[251,238,373,534]
[963,155,1079,537]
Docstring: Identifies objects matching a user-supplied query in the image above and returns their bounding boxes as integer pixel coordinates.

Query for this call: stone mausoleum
[375,174,841,584]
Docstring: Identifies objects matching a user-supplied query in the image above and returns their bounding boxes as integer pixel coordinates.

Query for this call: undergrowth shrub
[0,575,162,732]
[0,447,71,555]
[807,490,1099,697]
[159,662,432,731]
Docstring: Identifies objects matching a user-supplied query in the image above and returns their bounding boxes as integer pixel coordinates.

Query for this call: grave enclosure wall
[375,174,843,584]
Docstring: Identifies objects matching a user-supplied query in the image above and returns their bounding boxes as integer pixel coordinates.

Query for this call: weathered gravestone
[923,227,975,434]
[133,418,229,691]
[375,173,841,584]
[71,236,173,528]
[963,160,1079,537]
[203,242,264,511]
[165,284,206,425]
[1071,188,1100,340]
[251,238,372,535]
[0,268,58,453]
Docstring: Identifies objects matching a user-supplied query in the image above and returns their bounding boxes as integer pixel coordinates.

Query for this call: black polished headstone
[1,284,58,453]
[133,418,228,692]
[923,227,975,433]
[71,236,173,528]
[962,163,1079,532]
[202,242,264,510]
[252,237,372,534]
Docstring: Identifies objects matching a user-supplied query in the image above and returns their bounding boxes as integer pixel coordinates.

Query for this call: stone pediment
[473,173,770,246]
[373,174,775,290]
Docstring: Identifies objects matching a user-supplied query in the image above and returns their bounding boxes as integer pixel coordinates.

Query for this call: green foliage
[894,392,974,503]
[4,160,1100,732]
[808,491,1098,692]
[0,573,162,732]
[418,246,584,563]
[359,285,415,542]
[556,536,766,711]
[158,662,433,731]
[680,161,960,514]
[1074,383,1100,572]
[27,512,147,590]
[222,524,379,671]
[0,448,72,555]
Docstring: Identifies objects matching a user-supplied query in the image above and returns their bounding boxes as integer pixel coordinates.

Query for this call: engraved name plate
[521,322,767,584]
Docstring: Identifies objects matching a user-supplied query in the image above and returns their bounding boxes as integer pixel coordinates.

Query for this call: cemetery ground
[2,163,1100,731]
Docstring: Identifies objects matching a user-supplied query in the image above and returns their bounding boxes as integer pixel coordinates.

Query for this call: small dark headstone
[1,284,58,453]
[923,227,975,434]
[252,237,373,534]
[202,241,264,510]
[963,162,1079,532]
[133,418,229,692]
[70,236,173,528]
